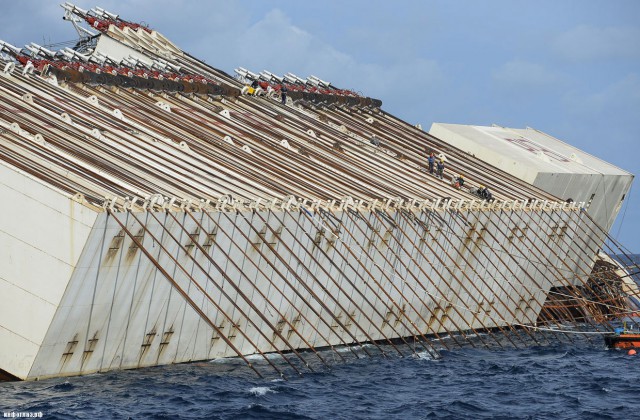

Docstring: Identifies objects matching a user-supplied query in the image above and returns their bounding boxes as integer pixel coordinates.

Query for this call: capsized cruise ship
[0,3,636,380]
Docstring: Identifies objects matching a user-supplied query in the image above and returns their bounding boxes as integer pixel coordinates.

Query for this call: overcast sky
[1,0,638,252]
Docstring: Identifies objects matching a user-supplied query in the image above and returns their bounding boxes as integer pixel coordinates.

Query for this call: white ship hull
[2,177,598,380]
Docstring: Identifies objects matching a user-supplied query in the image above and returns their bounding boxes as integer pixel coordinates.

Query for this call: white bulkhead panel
[0,162,97,379]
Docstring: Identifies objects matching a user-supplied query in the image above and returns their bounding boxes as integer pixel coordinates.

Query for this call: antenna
[60,2,98,38]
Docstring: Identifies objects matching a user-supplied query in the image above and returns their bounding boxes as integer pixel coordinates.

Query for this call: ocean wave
[414,351,435,360]
[5,340,640,419]
[248,386,276,396]
[51,381,74,391]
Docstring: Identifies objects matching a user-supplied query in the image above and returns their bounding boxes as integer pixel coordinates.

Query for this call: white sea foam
[415,351,434,360]
[244,352,286,361]
[249,386,275,396]
[210,357,235,364]
[335,343,375,353]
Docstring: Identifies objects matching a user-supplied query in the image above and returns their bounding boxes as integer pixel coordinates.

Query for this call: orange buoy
[628,349,637,356]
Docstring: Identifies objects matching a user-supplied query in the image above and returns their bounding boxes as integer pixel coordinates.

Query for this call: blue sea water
[2,254,639,419]
[2,342,640,419]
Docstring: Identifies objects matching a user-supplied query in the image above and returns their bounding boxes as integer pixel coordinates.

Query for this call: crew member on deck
[436,159,445,179]
[477,185,493,201]
[428,152,435,174]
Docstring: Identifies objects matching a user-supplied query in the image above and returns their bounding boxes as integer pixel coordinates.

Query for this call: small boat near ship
[605,328,640,349]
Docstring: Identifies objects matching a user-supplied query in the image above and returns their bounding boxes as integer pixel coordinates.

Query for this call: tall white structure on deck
[429,123,634,233]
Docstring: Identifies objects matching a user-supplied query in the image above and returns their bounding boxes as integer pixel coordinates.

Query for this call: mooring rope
[513,323,611,335]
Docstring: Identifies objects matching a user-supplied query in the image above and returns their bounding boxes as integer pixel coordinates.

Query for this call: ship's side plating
[26,197,594,380]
